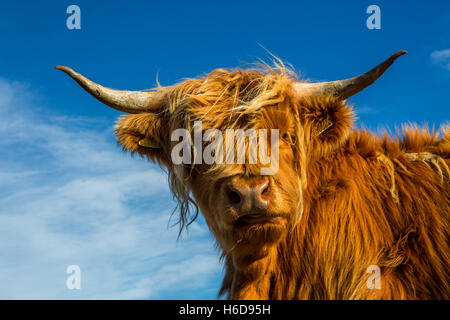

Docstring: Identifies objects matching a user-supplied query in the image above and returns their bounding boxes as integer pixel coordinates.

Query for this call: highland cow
[56,51,449,299]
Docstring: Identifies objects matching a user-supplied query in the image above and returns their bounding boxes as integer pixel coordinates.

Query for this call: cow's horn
[55,66,165,113]
[294,51,407,100]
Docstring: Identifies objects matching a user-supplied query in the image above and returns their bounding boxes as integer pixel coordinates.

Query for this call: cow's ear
[299,96,354,160]
[114,113,170,166]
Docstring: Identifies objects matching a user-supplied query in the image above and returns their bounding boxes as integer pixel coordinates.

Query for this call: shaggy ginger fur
[114,63,449,299]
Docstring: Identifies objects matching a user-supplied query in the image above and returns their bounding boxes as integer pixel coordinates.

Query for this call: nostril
[226,180,269,211]
[227,185,242,207]
[259,181,270,201]
[261,184,270,197]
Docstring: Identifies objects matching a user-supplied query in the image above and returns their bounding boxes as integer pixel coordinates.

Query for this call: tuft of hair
[160,59,299,235]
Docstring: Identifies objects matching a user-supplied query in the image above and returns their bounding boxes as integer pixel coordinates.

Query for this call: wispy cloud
[430,49,450,71]
[0,78,222,299]
[355,105,379,115]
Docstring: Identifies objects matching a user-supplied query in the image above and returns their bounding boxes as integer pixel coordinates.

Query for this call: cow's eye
[281,132,296,147]
[282,132,290,141]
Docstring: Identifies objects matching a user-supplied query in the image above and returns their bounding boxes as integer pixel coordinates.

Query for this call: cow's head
[56,51,405,268]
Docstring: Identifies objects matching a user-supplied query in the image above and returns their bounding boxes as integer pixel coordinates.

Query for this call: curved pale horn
[55,66,166,113]
[294,51,407,100]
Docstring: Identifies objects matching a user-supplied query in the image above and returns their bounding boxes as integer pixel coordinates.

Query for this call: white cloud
[0,78,222,299]
[430,49,450,71]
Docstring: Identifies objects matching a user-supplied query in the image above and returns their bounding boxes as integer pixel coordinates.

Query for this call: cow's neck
[228,244,278,299]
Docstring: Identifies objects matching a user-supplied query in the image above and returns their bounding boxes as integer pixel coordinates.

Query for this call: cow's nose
[226,179,270,213]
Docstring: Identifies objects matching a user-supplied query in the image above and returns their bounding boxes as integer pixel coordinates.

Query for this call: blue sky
[0,1,448,299]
